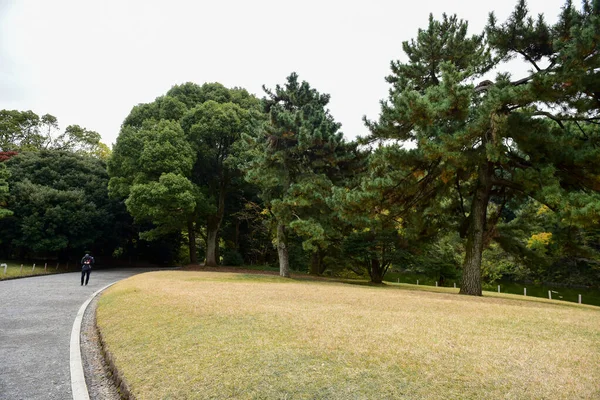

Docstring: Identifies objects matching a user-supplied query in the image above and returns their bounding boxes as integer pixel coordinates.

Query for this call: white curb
[70,282,117,400]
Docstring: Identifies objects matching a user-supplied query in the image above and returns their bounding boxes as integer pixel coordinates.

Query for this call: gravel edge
[80,295,123,400]
[96,319,136,400]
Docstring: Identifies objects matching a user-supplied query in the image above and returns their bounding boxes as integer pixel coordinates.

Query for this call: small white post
[397,278,399,283]
[44,263,47,271]
[498,285,500,293]
[56,262,59,270]
[548,290,552,300]
[453,283,456,288]
[1,263,6,274]
[578,294,582,304]
[417,280,419,285]
[20,264,23,273]
[524,288,527,296]
[32,263,35,272]
[435,281,438,287]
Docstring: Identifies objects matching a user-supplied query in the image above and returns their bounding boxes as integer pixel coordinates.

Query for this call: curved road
[0,268,155,400]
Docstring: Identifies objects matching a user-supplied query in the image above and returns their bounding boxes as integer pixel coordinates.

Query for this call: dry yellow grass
[96,271,600,399]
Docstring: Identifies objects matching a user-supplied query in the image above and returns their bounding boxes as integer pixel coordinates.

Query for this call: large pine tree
[243,73,351,277]
[367,1,600,295]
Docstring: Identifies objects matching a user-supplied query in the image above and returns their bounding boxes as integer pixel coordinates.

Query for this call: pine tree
[368,2,600,295]
[243,73,351,277]
[331,145,447,283]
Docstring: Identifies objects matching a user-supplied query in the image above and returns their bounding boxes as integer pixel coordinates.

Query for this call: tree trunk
[318,251,327,274]
[460,165,492,296]
[370,258,384,284]
[309,249,321,275]
[438,274,446,287]
[205,219,219,267]
[205,179,227,267]
[188,219,197,264]
[277,221,290,277]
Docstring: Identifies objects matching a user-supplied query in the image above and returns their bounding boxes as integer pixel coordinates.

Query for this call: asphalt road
[0,268,154,400]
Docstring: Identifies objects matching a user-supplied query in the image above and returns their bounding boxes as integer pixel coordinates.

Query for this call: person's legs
[84,270,90,285]
[81,270,85,285]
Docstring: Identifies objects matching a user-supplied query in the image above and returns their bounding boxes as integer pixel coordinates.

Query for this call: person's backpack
[82,256,92,271]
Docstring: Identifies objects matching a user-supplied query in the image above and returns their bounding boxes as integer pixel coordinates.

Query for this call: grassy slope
[97,271,600,400]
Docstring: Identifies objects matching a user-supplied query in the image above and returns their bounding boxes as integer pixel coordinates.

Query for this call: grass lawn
[0,261,63,280]
[97,271,600,400]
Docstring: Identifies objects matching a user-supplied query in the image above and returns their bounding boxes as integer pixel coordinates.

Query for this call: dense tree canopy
[109,82,260,265]
[0,151,118,258]
[0,109,109,158]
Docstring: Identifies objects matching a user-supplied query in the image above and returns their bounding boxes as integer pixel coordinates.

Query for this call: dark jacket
[81,255,94,271]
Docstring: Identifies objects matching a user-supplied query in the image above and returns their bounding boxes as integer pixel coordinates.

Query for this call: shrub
[222,249,244,266]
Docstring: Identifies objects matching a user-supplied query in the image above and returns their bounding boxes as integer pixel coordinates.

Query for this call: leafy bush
[222,249,244,266]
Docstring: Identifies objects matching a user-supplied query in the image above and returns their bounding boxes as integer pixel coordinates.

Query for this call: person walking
[80,253,94,286]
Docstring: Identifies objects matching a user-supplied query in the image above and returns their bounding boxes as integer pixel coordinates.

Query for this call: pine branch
[511,74,536,87]
[516,50,542,72]
[490,176,525,192]
[574,121,591,141]
[507,152,533,169]
[532,111,600,126]
[490,176,559,212]
[508,60,556,87]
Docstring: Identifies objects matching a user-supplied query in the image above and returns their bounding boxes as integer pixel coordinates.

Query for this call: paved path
[0,268,154,400]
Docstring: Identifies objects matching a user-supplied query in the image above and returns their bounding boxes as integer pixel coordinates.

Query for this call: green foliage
[109,120,195,197]
[224,199,277,266]
[330,144,449,283]
[0,109,45,151]
[126,173,199,241]
[0,163,13,220]
[366,1,600,294]
[243,72,355,275]
[387,13,492,93]
[0,109,108,156]
[1,151,118,256]
[109,117,199,250]
[112,81,261,265]
[491,198,600,286]
[222,248,244,266]
[404,233,463,284]
[168,82,260,111]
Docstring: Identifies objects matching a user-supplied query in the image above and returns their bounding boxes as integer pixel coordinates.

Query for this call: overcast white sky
[0,0,567,147]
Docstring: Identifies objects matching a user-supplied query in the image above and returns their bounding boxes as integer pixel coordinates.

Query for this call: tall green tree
[181,99,258,266]
[0,109,108,156]
[110,82,259,265]
[367,2,600,295]
[0,110,45,151]
[243,73,349,277]
[108,119,201,262]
